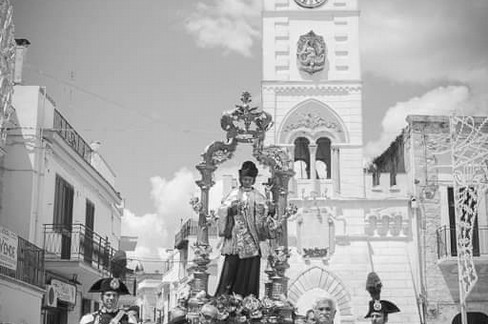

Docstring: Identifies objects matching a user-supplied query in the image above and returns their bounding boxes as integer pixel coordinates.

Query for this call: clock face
[294,0,327,8]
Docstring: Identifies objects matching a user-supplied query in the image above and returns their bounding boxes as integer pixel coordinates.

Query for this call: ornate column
[308,144,319,194]
[186,163,216,322]
[331,146,340,196]
[265,168,295,323]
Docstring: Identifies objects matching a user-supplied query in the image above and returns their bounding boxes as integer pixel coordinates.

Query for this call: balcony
[43,223,116,280]
[436,225,488,260]
[0,234,44,289]
[175,219,217,249]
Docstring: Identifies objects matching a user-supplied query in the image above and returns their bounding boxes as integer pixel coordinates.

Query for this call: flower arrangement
[193,293,295,324]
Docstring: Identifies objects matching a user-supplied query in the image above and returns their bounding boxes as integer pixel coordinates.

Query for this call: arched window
[294,137,310,179]
[316,137,331,179]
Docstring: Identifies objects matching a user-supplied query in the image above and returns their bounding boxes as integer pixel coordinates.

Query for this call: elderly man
[313,297,337,324]
[80,277,137,324]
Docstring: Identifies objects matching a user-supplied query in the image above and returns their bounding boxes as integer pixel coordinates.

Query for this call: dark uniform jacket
[79,308,136,324]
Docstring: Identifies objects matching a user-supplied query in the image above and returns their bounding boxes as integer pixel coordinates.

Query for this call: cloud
[185,0,261,57]
[361,0,488,90]
[364,85,480,158]
[121,168,197,270]
[150,168,197,219]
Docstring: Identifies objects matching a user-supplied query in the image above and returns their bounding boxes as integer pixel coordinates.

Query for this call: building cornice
[263,10,360,19]
[261,80,362,94]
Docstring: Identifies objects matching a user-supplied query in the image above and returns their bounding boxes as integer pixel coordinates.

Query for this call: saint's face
[240,176,255,189]
[101,291,119,311]
[315,300,336,324]
[370,312,386,324]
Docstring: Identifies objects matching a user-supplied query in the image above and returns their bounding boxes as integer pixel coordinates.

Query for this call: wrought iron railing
[436,225,488,259]
[53,109,93,164]
[175,219,218,249]
[0,235,44,288]
[43,223,116,272]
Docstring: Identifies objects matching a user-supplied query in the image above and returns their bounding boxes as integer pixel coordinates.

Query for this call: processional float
[182,92,299,323]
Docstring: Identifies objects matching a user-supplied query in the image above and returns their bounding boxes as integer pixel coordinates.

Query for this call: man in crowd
[313,297,337,324]
[80,277,137,324]
[364,272,400,324]
[364,299,400,324]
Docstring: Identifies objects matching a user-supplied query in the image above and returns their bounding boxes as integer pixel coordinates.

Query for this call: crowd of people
[78,279,398,324]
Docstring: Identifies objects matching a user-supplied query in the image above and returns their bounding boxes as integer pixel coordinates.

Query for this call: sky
[11,0,488,269]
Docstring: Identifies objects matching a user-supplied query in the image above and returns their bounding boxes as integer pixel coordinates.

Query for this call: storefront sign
[0,226,18,271]
[51,279,77,304]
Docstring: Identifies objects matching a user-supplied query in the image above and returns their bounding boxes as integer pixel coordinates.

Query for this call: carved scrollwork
[283,112,340,133]
[220,91,273,143]
[254,144,294,173]
[189,197,217,226]
[201,140,238,167]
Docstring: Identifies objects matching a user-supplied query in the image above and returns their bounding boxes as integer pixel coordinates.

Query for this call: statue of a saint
[215,161,270,297]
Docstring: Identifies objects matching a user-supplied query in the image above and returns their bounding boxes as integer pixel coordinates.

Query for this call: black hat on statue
[239,161,258,178]
[364,272,400,318]
[89,277,130,295]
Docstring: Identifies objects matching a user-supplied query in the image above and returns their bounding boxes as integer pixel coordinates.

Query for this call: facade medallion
[297,31,326,74]
[294,0,327,9]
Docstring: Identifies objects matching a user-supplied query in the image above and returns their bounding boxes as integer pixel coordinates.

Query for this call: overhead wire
[23,64,224,136]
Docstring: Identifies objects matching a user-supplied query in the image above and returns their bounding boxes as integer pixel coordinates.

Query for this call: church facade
[261,1,418,323]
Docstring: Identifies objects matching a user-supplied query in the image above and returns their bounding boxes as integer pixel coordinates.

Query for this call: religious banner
[0,225,18,271]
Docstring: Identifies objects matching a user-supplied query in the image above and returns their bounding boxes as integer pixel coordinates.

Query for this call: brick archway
[288,266,353,319]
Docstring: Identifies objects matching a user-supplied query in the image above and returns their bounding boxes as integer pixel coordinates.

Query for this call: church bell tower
[262,0,364,198]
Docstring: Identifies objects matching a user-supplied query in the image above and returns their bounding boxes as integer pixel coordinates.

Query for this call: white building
[134,272,164,323]
[260,1,418,323]
[161,253,181,324]
[0,6,46,323]
[0,52,124,323]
